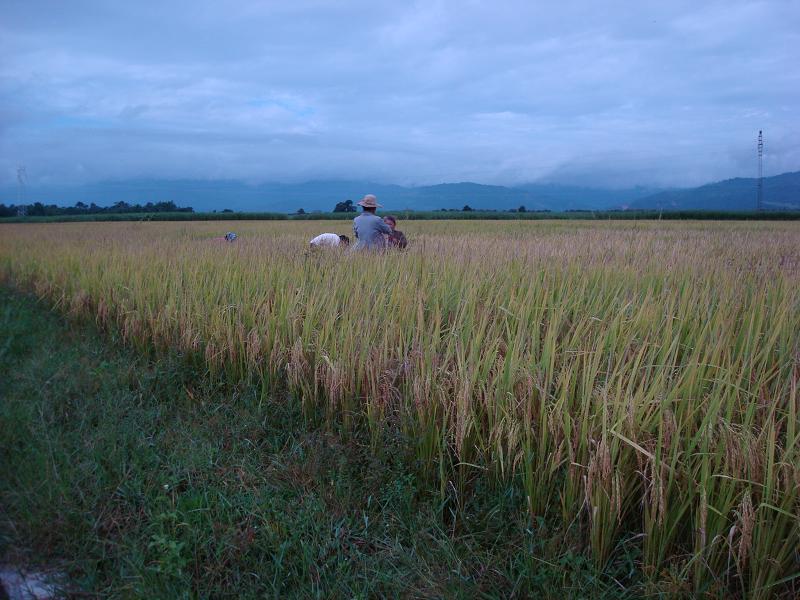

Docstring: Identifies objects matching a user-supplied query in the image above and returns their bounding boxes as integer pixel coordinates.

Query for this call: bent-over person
[310,233,350,248]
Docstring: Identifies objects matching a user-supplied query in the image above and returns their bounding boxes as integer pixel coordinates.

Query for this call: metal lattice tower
[757,130,764,211]
[16,166,28,216]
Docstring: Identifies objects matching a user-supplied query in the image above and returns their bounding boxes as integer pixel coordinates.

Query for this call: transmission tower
[756,131,764,211]
[16,166,28,216]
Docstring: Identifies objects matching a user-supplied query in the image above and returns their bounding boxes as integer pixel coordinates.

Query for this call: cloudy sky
[1,0,798,188]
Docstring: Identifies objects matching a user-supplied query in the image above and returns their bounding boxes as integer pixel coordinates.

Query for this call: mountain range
[627,171,800,211]
[2,171,798,212]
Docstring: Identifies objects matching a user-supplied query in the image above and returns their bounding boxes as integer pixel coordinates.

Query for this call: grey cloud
[1,0,798,187]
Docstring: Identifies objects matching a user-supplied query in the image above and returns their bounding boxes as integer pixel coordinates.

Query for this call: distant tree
[222,208,234,213]
[154,201,177,212]
[109,201,130,213]
[297,208,306,215]
[518,205,526,213]
[462,204,473,212]
[75,201,88,210]
[28,202,46,216]
[0,204,16,218]
[333,199,356,213]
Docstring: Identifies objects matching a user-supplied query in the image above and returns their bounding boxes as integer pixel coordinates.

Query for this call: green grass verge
[0,288,641,598]
[3,209,800,223]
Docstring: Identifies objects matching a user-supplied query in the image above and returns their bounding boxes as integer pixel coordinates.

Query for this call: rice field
[1,219,798,597]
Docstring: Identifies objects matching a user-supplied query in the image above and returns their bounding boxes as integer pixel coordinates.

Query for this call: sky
[1,0,799,188]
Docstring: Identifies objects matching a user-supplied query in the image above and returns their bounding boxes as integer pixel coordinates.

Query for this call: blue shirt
[353,213,391,250]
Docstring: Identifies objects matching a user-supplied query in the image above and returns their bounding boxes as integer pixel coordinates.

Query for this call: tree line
[324,200,538,214]
[0,200,193,218]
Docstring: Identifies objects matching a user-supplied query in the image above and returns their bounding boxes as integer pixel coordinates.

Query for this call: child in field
[383,216,407,249]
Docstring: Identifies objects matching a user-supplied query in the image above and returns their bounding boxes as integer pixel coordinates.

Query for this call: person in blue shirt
[352,194,391,250]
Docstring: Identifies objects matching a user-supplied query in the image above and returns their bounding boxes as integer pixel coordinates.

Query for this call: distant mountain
[1,179,663,213]
[2,179,407,214]
[514,183,663,211]
[630,171,800,211]
[5,173,799,213]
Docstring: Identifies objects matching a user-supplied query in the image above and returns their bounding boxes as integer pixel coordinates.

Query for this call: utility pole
[757,131,764,211]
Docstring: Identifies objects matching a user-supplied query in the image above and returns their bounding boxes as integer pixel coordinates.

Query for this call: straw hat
[357,194,382,208]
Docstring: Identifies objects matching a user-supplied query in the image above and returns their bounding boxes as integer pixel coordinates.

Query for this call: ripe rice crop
[1,220,799,597]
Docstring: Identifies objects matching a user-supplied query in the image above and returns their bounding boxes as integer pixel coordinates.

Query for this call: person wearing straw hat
[352,194,391,250]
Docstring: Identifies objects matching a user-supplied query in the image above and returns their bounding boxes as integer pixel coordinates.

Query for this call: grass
[0,288,626,598]
[3,209,800,223]
[1,219,799,597]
